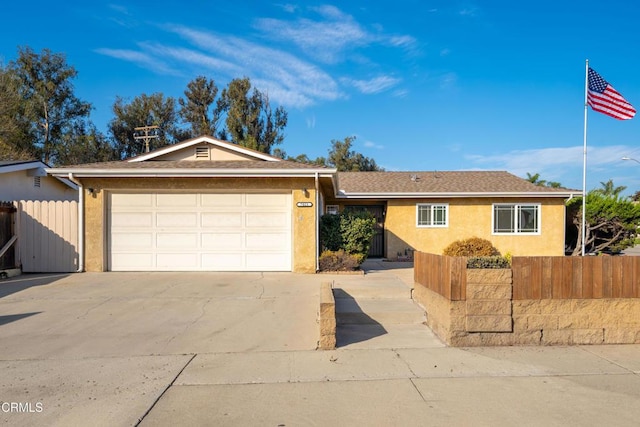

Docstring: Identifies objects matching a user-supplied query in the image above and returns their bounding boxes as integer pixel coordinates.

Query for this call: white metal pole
[581,59,589,256]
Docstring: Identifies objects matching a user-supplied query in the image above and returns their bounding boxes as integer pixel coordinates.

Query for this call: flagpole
[581,59,589,256]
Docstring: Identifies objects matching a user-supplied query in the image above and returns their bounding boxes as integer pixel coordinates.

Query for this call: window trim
[416,203,449,228]
[492,203,541,235]
[326,205,339,215]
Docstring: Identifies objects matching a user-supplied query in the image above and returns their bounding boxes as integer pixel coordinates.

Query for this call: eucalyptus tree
[218,77,287,154]
[178,76,224,138]
[7,47,92,164]
[109,93,186,159]
[327,136,383,172]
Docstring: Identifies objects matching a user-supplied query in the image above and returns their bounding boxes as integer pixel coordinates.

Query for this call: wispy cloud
[466,145,632,185]
[341,75,401,94]
[363,140,384,149]
[96,5,418,107]
[306,115,316,129]
[167,25,342,106]
[253,6,370,64]
[93,48,180,75]
[440,72,457,89]
[459,7,479,17]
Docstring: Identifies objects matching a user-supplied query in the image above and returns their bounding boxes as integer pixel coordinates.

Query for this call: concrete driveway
[0,272,322,426]
[2,270,640,426]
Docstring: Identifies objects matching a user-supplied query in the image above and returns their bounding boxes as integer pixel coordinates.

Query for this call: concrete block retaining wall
[318,282,336,350]
[413,257,640,346]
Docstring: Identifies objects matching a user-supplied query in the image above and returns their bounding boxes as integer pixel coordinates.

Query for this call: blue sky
[2,1,640,194]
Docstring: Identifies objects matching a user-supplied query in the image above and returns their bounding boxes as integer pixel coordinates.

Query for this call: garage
[108,192,292,271]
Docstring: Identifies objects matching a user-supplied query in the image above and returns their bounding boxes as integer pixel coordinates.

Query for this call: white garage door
[108,192,292,271]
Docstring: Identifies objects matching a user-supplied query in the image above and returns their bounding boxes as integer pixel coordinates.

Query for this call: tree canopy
[3,47,92,164]
[109,93,186,159]
[219,77,287,154]
[178,76,223,138]
[275,136,383,172]
[1,46,383,169]
[567,186,640,255]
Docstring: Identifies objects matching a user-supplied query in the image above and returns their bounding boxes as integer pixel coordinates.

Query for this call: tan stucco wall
[155,143,257,161]
[384,198,566,257]
[80,177,317,273]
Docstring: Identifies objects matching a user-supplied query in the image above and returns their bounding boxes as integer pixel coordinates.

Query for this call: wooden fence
[512,256,640,300]
[415,252,640,301]
[414,252,467,300]
[17,200,79,273]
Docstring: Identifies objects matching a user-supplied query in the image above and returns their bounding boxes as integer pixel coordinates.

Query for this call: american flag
[587,68,636,120]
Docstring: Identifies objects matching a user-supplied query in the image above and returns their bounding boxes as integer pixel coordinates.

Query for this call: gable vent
[34,176,41,188]
[195,146,210,159]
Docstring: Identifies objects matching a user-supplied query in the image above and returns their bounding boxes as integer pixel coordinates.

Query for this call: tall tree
[0,65,34,157]
[526,172,547,186]
[219,77,287,153]
[594,179,627,199]
[9,47,92,164]
[56,121,117,165]
[567,190,640,255]
[178,76,223,138]
[109,93,185,159]
[327,136,383,172]
[525,172,563,189]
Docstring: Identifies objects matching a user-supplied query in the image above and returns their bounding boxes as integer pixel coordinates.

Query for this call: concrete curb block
[318,281,336,350]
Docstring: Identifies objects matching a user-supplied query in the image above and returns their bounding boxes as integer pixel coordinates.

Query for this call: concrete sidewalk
[1,268,639,426]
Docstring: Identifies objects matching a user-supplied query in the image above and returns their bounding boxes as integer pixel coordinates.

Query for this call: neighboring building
[0,160,78,202]
[47,136,578,273]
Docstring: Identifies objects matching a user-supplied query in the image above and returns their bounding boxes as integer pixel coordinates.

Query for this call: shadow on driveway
[0,312,41,326]
[334,288,387,347]
[0,274,69,299]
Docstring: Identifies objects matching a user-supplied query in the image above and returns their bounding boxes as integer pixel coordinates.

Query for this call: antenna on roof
[134,125,159,153]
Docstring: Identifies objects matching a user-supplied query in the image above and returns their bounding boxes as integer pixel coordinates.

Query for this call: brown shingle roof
[337,171,575,195]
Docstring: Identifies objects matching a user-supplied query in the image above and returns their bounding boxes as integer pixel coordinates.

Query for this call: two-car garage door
[108,192,292,271]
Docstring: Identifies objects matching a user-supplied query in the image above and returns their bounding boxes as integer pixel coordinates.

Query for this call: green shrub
[340,210,376,257]
[319,213,342,251]
[443,237,499,257]
[319,250,360,271]
[319,210,376,269]
[467,256,511,269]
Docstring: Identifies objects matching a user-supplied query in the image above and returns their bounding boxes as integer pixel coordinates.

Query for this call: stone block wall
[414,263,640,346]
[318,282,336,350]
[513,299,640,345]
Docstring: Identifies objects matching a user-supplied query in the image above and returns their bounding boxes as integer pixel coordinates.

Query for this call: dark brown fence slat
[612,258,623,298]
[541,257,553,299]
[602,256,612,298]
[551,257,564,298]
[591,256,603,299]
[631,257,640,298]
[582,258,593,298]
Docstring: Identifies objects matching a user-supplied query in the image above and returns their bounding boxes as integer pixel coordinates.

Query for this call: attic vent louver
[195,147,210,159]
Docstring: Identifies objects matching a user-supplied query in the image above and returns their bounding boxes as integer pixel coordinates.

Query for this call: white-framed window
[416,203,448,227]
[493,203,540,234]
[326,205,339,215]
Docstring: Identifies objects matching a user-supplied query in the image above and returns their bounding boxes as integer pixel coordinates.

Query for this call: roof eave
[46,168,337,178]
[336,191,580,199]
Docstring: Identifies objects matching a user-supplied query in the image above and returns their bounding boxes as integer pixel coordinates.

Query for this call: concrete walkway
[1,267,640,426]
